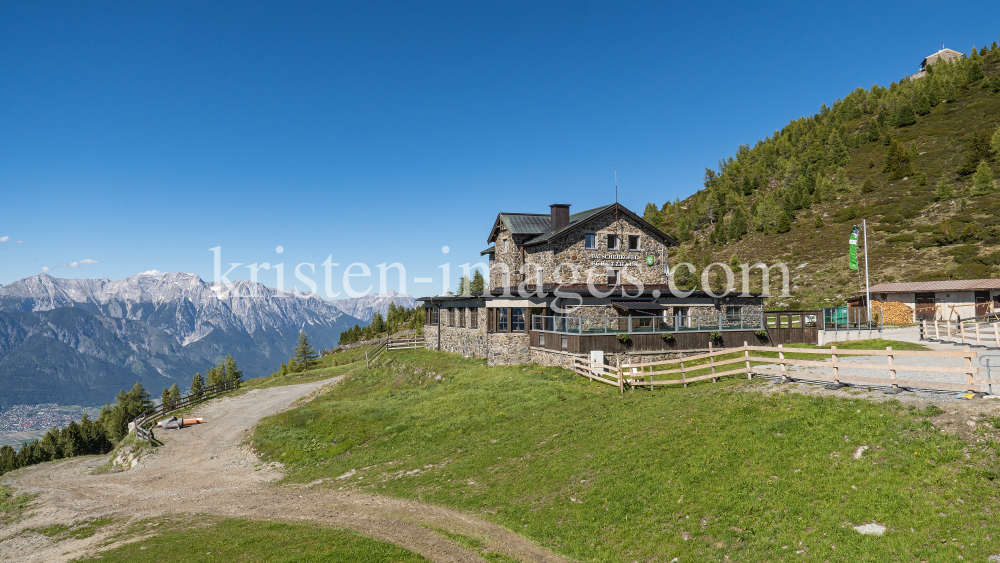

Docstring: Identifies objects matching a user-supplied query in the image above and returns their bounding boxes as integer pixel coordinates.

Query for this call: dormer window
[584,233,596,249]
[628,235,640,251]
[504,239,509,253]
[607,234,618,250]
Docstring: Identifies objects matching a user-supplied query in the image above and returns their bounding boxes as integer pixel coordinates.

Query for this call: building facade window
[725,305,740,321]
[511,307,525,331]
[469,307,477,328]
[459,307,466,327]
[497,308,509,331]
[628,235,640,251]
[584,233,596,249]
[607,234,618,250]
[431,308,439,325]
[448,308,455,326]
[608,269,619,285]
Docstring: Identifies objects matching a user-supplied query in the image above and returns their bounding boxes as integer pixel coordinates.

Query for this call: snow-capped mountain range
[330,290,417,322]
[0,273,417,408]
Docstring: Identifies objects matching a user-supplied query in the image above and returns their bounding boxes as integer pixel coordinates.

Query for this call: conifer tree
[207,364,226,388]
[292,331,319,371]
[191,372,205,399]
[959,130,995,174]
[371,312,386,334]
[727,206,748,241]
[973,161,995,195]
[776,211,791,234]
[967,62,984,83]
[457,275,471,295]
[168,383,181,406]
[224,355,242,386]
[161,387,173,410]
[914,93,931,116]
[470,270,485,294]
[895,102,916,127]
[936,177,955,201]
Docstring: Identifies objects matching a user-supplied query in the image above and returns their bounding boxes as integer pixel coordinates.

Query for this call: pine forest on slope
[642,40,1000,309]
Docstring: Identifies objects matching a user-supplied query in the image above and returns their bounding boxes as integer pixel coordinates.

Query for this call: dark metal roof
[480,245,495,255]
[503,213,551,235]
[522,203,679,247]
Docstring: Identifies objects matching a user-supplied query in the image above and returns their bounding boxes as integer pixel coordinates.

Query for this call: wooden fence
[569,343,985,394]
[366,336,427,368]
[923,319,1000,349]
[388,337,425,350]
[132,380,240,446]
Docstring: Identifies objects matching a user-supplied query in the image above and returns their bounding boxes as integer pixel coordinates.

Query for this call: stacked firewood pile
[871,300,915,325]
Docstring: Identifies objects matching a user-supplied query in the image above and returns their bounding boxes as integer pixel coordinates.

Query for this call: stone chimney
[549,204,570,232]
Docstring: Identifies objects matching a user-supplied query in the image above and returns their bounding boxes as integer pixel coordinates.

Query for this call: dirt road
[0,378,569,563]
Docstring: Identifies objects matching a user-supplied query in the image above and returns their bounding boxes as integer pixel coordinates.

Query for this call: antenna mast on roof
[615,166,620,247]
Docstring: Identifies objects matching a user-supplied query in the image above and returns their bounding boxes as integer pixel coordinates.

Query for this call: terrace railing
[923,319,1000,349]
[531,313,763,335]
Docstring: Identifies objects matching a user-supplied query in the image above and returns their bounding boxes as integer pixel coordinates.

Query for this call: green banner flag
[849,226,860,270]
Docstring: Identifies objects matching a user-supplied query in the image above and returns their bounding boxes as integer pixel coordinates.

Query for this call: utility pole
[863,219,871,325]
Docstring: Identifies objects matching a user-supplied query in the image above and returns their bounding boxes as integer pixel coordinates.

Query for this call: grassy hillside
[252,350,1000,562]
[645,42,1000,309]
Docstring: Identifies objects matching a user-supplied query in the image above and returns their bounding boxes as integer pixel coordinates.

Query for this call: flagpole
[863,219,871,325]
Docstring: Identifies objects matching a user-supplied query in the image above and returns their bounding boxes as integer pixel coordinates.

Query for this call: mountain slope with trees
[643,40,1000,309]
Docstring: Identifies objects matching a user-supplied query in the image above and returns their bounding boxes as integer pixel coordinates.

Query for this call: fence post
[831,345,839,384]
[995,323,1000,349]
[680,352,687,388]
[887,346,897,388]
[961,321,967,345]
[947,320,952,343]
[965,346,974,391]
[709,341,717,383]
[921,320,927,340]
[977,323,982,348]
[744,342,751,379]
[617,357,623,394]
[778,344,787,381]
[935,320,940,340]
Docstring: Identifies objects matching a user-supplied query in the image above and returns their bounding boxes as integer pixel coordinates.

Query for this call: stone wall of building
[424,313,531,366]
[489,208,673,289]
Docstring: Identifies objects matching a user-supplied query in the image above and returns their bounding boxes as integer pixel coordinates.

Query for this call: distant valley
[0,273,415,409]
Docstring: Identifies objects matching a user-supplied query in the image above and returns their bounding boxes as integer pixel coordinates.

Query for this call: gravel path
[0,378,569,563]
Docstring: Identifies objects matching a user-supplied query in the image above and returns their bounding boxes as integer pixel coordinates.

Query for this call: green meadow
[252,348,1000,562]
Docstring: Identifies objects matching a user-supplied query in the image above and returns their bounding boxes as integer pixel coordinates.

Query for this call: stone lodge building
[420,202,767,367]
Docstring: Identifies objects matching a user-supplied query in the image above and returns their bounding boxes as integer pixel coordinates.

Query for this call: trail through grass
[253,349,1000,562]
[72,516,428,563]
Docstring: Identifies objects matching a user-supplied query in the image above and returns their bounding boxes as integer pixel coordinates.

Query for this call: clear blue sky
[2,1,997,296]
